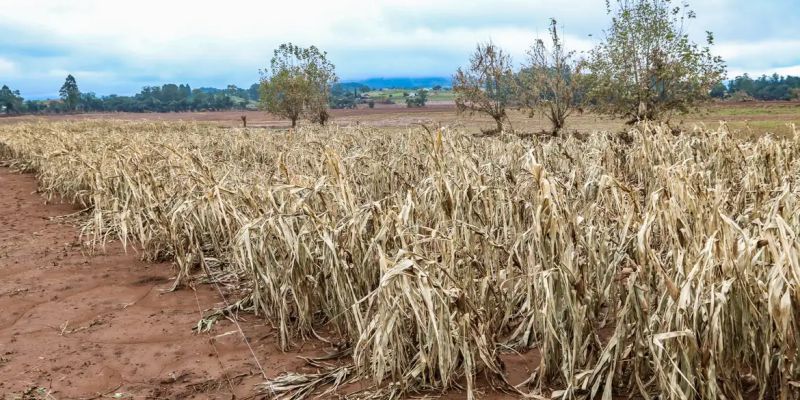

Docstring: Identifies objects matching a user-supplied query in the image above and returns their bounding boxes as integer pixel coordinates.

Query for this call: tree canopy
[723,74,800,101]
[584,0,726,123]
[405,89,428,108]
[260,43,338,127]
[59,75,81,111]
[0,85,24,114]
[17,83,258,114]
[328,83,369,109]
[453,41,518,134]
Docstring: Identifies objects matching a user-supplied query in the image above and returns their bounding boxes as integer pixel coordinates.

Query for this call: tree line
[1,77,261,114]
[1,75,369,115]
[712,74,800,101]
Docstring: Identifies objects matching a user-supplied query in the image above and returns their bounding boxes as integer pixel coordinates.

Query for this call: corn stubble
[1,121,799,399]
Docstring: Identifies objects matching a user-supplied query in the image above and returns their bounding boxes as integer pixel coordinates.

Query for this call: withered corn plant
[1,120,799,399]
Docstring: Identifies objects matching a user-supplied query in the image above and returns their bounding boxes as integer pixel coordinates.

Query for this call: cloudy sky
[1,0,798,98]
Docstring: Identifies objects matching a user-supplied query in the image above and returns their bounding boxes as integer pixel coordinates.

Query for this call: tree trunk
[291,118,297,128]
[552,116,564,136]
[494,116,504,134]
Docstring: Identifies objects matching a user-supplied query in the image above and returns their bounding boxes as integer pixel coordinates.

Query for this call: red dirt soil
[0,167,536,399]
[0,168,325,399]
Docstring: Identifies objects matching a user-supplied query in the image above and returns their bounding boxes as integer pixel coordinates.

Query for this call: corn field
[1,120,799,399]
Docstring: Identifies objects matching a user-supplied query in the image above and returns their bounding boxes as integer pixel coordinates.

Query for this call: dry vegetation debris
[1,121,799,399]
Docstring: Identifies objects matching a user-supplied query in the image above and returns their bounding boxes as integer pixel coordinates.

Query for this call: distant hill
[334,82,372,92]
[344,77,451,90]
[197,87,225,94]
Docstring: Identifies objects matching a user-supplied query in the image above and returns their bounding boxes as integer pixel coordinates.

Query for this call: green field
[364,88,455,103]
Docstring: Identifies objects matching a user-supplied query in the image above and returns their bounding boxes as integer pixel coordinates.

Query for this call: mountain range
[343,77,452,90]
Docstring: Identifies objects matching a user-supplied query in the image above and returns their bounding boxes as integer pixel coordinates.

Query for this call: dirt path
[0,168,324,399]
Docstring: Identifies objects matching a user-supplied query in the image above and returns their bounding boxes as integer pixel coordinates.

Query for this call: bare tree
[453,42,518,134]
[521,19,582,136]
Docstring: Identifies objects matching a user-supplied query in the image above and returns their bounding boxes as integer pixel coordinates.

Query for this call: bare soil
[0,168,321,399]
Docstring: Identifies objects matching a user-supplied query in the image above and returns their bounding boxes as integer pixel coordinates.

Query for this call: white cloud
[0,0,593,58]
[0,0,600,88]
[0,0,797,96]
[727,65,800,79]
[0,57,16,75]
[716,39,800,68]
